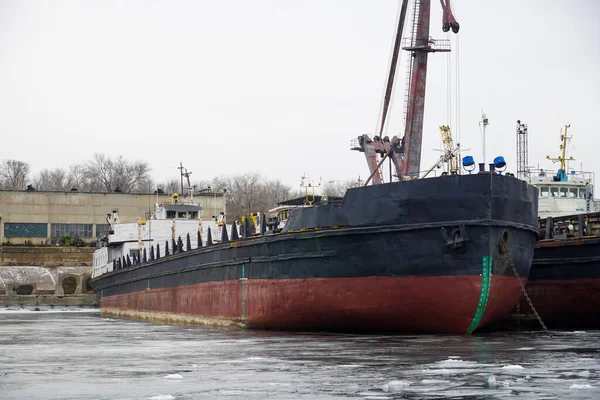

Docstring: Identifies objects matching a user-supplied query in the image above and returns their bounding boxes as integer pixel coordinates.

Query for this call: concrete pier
[0,265,98,309]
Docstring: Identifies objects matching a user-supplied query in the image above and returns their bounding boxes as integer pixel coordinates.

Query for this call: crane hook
[440,0,460,33]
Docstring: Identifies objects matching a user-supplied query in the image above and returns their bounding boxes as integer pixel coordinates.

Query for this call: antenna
[546,124,574,182]
[479,110,489,165]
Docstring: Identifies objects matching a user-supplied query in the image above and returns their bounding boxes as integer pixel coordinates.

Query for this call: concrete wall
[0,247,94,267]
[0,190,226,244]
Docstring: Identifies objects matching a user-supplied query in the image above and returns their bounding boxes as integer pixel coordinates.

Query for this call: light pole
[479,110,489,166]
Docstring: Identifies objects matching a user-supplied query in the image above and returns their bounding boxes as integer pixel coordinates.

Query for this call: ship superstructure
[518,122,599,218]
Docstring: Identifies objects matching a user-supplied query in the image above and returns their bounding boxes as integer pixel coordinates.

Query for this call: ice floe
[163,374,183,379]
[501,365,524,370]
[382,380,411,393]
[570,384,593,389]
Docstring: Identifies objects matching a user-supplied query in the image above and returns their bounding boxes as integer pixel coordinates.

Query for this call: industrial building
[0,189,226,245]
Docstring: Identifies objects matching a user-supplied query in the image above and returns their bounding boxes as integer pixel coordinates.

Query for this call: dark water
[1,310,599,400]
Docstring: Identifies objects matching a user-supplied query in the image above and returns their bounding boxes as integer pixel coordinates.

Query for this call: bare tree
[322,179,361,197]
[263,179,293,207]
[0,160,30,190]
[34,168,68,191]
[213,174,292,220]
[160,178,181,195]
[85,153,151,193]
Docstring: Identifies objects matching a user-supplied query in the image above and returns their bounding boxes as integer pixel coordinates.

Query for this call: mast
[546,124,574,182]
[400,0,454,178]
[516,120,529,179]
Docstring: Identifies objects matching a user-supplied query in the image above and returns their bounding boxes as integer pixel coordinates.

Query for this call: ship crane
[353,0,459,184]
[422,125,462,178]
[439,125,460,175]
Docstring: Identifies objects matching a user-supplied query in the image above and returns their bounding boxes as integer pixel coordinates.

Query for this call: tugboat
[89,0,539,333]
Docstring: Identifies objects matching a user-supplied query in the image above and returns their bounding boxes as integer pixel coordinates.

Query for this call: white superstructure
[526,169,599,218]
[523,124,599,218]
[92,195,235,278]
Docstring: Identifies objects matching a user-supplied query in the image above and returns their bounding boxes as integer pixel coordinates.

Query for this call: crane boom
[353,0,459,183]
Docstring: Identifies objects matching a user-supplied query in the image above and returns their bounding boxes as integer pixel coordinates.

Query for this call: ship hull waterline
[99,275,527,334]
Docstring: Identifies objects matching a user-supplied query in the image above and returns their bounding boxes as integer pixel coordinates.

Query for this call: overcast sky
[1,0,599,189]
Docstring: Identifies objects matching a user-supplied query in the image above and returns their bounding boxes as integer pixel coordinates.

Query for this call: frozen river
[1,310,599,399]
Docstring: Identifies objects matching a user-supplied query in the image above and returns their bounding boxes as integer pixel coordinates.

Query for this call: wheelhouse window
[569,188,578,198]
[550,187,559,197]
[540,187,549,197]
[559,187,568,197]
[579,189,587,198]
[166,211,176,218]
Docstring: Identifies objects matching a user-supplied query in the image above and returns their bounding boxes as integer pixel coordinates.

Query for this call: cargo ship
[513,124,600,329]
[90,169,538,333]
[90,0,540,333]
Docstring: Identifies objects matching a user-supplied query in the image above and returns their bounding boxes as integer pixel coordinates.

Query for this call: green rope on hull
[466,256,493,333]
[241,264,247,321]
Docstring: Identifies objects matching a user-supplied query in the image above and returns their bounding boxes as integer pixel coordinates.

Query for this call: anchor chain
[502,242,549,332]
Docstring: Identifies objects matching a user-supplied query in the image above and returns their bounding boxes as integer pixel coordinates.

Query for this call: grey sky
[1,0,599,189]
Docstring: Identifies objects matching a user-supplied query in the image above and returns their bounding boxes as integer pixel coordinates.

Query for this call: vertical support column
[578,214,585,237]
[400,0,431,179]
[545,217,554,240]
[0,218,5,244]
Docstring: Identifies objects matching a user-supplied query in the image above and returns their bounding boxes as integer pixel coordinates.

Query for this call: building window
[4,223,48,238]
[95,224,111,238]
[51,223,93,238]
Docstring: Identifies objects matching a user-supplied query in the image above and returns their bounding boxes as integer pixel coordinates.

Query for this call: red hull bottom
[520,279,600,329]
[100,276,525,333]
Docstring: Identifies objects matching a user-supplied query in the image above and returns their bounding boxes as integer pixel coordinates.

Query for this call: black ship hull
[90,173,539,333]
[519,236,600,329]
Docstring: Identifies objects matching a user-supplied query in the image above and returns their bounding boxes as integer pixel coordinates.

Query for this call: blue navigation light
[462,155,475,174]
[494,156,507,174]
[493,156,506,169]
